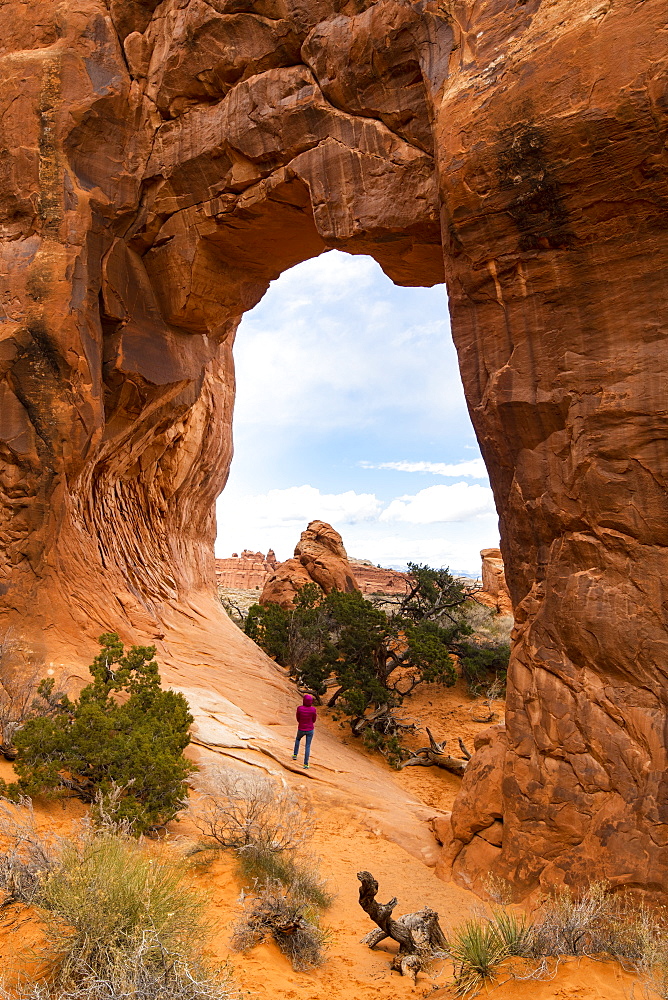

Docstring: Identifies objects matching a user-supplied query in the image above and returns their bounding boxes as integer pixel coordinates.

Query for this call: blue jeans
[293,729,314,765]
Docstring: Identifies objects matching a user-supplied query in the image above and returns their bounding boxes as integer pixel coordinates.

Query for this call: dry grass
[0,802,241,1000]
[448,883,668,997]
[231,878,328,971]
[193,767,311,854]
[0,798,64,907]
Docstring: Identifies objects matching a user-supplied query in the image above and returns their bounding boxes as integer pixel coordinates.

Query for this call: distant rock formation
[478,549,513,616]
[260,521,359,608]
[215,550,277,591]
[217,548,410,598]
[349,560,411,596]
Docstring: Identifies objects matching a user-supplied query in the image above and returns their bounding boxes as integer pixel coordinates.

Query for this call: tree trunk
[356,871,448,981]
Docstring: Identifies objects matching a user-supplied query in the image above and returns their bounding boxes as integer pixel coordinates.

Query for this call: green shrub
[245,565,475,757]
[458,641,510,698]
[490,908,533,957]
[11,634,195,834]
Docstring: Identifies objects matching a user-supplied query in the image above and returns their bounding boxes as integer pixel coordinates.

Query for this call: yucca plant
[449,919,508,996]
[491,908,534,957]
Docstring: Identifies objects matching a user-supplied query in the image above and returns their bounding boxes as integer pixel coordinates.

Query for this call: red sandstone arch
[1,0,667,896]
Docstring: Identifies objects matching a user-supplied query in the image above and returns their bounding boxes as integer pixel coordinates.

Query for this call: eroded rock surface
[261,520,359,607]
[1,0,667,896]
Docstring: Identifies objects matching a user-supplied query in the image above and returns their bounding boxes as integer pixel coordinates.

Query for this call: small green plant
[490,908,533,957]
[449,918,508,996]
[9,633,195,833]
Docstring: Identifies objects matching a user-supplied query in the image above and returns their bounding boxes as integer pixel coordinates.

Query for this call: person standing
[292,694,317,768]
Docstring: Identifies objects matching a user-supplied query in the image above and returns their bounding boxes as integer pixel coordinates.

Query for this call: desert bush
[231,878,327,971]
[529,881,615,957]
[0,946,241,1000]
[39,831,203,980]
[447,882,668,996]
[0,630,67,761]
[194,766,310,853]
[236,844,332,910]
[0,804,241,1000]
[0,798,64,906]
[194,765,332,909]
[11,633,195,834]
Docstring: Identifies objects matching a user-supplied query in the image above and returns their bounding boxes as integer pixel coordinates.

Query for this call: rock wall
[1,0,667,895]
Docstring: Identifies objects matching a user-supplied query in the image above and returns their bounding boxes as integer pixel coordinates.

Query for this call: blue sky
[214,250,500,575]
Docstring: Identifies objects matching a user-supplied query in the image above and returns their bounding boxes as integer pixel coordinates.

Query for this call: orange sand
[0,617,650,999]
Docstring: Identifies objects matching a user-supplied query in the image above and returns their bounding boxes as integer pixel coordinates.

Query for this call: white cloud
[380,483,496,525]
[229,485,382,529]
[232,250,461,434]
[361,458,488,478]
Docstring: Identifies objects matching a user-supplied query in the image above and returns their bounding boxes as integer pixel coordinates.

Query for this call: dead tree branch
[357,871,448,981]
[398,728,470,775]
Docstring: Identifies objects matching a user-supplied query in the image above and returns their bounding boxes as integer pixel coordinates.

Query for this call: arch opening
[216,249,499,576]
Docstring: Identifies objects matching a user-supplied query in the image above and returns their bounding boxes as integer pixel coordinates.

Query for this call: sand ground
[0,673,650,1000]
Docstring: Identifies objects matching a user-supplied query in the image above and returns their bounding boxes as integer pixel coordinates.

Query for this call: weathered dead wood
[357,871,448,981]
[398,728,470,775]
[350,704,416,738]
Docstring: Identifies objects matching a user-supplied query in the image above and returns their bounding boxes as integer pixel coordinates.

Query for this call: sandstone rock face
[260,520,359,608]
[479,549,512,616]
[1,0,668,896]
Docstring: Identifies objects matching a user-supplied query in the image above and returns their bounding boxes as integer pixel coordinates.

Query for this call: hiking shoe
[291,755,297,760]
[302,763,310,769]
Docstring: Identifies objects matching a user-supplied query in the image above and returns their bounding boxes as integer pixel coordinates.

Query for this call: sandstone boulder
[259,557,315,609]
[260,521,360,608]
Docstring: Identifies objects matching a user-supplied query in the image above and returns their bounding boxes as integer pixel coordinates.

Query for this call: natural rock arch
[1,0,667,896]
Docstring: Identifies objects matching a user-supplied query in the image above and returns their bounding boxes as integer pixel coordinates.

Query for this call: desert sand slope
[0,599,649,999]
[144,596,447,864]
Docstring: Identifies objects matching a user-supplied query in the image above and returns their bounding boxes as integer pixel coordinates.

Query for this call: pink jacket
[296,694,317,732]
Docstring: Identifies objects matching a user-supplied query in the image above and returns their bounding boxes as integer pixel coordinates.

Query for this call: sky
[214,250,500,576]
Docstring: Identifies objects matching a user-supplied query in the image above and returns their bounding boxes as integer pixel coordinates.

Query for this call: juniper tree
[2,633,194,833]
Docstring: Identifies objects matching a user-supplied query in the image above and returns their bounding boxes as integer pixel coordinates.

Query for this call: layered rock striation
[1,0,668,895]
[478,549,512,617]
